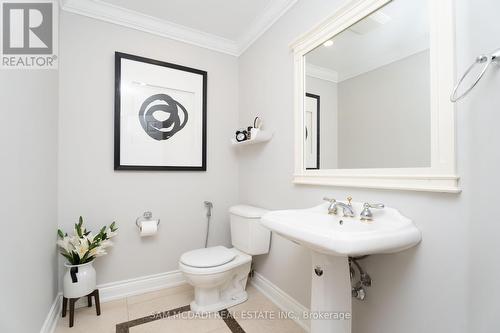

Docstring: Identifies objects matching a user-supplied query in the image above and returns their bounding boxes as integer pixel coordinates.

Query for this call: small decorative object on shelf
[253,116,263,129]
[231,116,272,146]
[235,128,249,142]
[57,217,118,327]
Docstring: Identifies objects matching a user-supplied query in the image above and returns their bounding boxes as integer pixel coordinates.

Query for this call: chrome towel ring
[451,48,500,102]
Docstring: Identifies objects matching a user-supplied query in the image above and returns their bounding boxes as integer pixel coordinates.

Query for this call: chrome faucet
[334,202,355,217]
[360,202,385,221]
[323,197,355,217]
[323,197,338,214]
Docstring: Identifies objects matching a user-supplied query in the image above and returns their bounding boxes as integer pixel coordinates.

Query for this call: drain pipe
[349,256,372,301]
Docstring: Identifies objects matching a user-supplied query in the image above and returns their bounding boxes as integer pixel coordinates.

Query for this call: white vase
[63,260,97,298]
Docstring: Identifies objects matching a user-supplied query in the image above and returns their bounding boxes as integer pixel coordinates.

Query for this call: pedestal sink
[260,201,421,333]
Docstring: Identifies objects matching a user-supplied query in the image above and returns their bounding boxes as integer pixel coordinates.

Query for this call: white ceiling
[306,0,429,81]
[60,0,298,56]
[99,0,271,40]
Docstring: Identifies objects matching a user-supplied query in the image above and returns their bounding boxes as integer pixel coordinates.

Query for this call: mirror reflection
[304,0,431,170]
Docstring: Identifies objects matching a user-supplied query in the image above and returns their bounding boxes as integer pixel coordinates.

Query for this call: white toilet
[179,205,271,313]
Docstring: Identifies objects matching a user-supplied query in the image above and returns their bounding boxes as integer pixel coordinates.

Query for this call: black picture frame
[114,52,207,171]
[306,93,320,170]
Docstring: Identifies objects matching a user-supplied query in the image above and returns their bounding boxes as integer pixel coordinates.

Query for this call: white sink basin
[260,201,422,333]
[261,201,421,257]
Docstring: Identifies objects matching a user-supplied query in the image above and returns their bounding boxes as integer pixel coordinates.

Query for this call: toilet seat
[179,247,251,275]
[180,246,236,268]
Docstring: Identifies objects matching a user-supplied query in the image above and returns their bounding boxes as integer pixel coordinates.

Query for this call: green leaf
[81,250,90,262]
[76,220,84,238]
[74,217,84,238]
[82,256,95,264]
[99,226,106,235]
[110,221,118,232]
[60,252,74,264]
[57,229,64,239]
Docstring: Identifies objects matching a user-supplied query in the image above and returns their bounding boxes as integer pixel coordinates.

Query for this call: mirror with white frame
[293,0,459,192]
[305,0,430,170]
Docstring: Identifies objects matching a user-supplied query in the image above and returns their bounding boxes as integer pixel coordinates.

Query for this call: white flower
[74,238,89,258]
[69,235,81,248]
[57,237,73,253]
[90,246,107,257]
[100,240,114,249]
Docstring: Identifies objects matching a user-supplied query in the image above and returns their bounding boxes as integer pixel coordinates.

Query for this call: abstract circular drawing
[138,93,188,141]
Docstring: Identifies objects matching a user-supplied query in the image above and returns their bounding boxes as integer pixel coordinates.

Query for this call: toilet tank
[229,205,271,255]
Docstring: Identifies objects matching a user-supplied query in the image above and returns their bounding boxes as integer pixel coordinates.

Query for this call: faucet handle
[323,197,336,203]
[360,203,384,221]
[323,197,338,215]
[367,203,384,209]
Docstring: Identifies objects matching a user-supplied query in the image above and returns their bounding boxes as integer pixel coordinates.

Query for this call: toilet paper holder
[135,211,160,229]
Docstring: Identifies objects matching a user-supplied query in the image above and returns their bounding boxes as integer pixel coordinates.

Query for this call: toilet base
[179,248,254,313]
[190,290,248,313]
[182,257,252,313]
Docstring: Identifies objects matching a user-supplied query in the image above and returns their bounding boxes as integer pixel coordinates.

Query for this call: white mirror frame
[292,0,460,193]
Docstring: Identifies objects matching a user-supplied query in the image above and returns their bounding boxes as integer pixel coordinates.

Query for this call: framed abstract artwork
[114,52,207,171]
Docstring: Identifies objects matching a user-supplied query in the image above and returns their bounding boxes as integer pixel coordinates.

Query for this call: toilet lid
[180,246,236,268]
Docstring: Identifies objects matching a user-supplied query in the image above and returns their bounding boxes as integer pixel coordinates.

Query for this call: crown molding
[59,0,239,56]
[237,0,298,55]
[59,0,298,57]
[306,48,428,83]
[306,63,339,83]
[338,46,429,82]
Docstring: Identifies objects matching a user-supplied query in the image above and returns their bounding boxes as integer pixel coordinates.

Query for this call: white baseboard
[41,270,187,332]
[97,270,186,302]
[40,293,62,333]
[250,272,310,332]
[42,270,309,332]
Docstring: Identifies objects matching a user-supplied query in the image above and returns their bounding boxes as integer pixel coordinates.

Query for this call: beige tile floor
[55,283,306,333]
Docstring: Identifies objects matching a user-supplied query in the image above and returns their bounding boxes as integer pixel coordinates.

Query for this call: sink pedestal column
[310,252,351,333]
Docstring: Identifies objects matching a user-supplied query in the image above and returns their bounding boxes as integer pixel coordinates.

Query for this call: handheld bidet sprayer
[204,201,213,247]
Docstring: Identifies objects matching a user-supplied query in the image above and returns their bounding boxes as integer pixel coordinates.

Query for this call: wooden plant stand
[62,289,101,327]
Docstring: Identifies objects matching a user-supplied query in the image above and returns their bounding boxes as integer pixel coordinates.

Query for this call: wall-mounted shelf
[230,129,273,146]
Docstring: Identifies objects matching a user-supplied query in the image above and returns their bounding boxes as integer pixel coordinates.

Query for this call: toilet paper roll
[140,220,158,237]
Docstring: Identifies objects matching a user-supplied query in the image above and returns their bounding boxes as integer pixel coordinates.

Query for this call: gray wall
[0,71,58,332]
[305,76,338,168]
[238,0,475,332]
[457,0,500,331]
[58,12,239,285]
[338,50,431,168]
